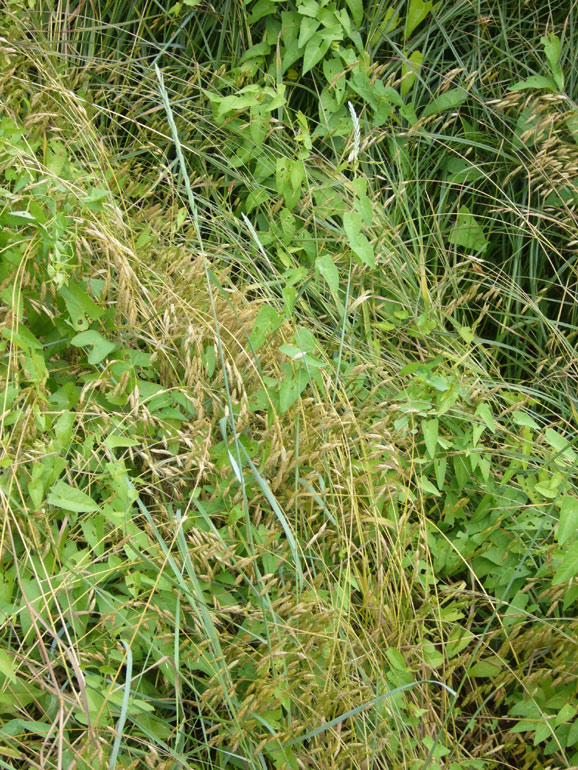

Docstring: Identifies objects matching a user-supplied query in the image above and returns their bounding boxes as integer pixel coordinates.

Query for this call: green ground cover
[1,1,578,768]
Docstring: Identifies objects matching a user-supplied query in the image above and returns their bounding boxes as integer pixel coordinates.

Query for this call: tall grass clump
[1,1,578,769]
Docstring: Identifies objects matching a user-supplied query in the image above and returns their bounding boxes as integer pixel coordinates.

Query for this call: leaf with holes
[71,330,117,365]
[59,282,104,331]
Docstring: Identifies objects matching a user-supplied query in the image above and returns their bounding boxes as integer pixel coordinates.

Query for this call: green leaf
[345,0,363,26]
[401,50,423,98]
[544,428,577,464]
[469,658,502,678]
[290,328,315,355]
[104,434,140,450]
[53,410,75,452]
[0,650,17,684]
[71,330,117,365]
[279,367,309,413]
[541,33,564,90]
[509,75,559,93]
[316,253,340,296]
[422,87,468,118]
[458,326,475,344]
[343,211,375,267]
[249,305,283,350]
[558,497,578,545]
[404,0,434,40]
[2,324,43,351]
[303,34,331,75]
[553,541,578,585]
[449,205,489,253]
[47,480,99,513]
[512,411,540,430]
[475,403,495,433]
[534,477,561,499]
[419,476,441,497]
[422,418,438,458]
[0,209,48,235]
[567,718,578,747]
[298,16,320,48]
[59,282,103,331]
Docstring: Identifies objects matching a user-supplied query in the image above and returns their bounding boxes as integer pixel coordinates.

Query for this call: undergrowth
[1,2,578,769]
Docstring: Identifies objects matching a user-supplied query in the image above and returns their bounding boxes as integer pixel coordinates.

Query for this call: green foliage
[2,1,578,769]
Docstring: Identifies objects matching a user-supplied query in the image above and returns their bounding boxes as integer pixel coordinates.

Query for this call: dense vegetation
[1,1,578,768]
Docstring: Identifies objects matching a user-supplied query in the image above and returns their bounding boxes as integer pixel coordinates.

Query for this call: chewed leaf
[71,330,117,365]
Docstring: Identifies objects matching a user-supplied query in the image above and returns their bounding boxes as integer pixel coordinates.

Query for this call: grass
[1,1,578,768]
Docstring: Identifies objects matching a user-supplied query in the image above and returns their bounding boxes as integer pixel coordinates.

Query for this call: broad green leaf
[303,34,331,75]
[544,428,577,463]
[449,205,489,253]
[401,50,423,98]
[249,104,268,147]
[343,211,375,267]
[0,650,17,684]
[513,411,540,430]
[298,16,320,48]
[105,434,140,450]
[294,326,318,354]
[534,476,561,499]
[476,403,495,433]
[2,324,43,351]
[279,367,309,413]
[385,648,409,671]
[297,0,320,18]
[423,642,444,667]
[422,418,438,458]
[345,0,363,26]
[316,253,339,296]
[568,718,578,746]
[47,480,99,513]
[279,344,327,367]
[509,75,559,93]
[53,410,75,452]
[553,541,578,585]
[404,0,434,40]
[283,285,296,317]
[249,306,283,351]
[419,476,440,497]
[210,91,261,119]
[557,497,578,545]
[0,209,48,235]
[469,658,502,678]
[458,326,475,344]
[71,330,117,365]
[59,282,103,331]
[434,457,446,488]
[422,87,468,118]
[248,0,277,25]
[541,33,564,90]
